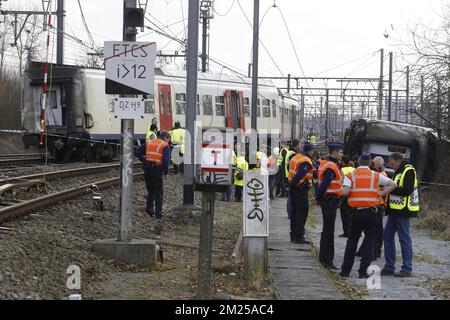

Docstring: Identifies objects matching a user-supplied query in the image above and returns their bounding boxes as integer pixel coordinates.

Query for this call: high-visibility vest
[318,159,343,196]
[389,164,420,212]
[234,156,248,186]
[341,166,355,176]
[145,138,169,165]
[256,151,266,168]
[277,148,288,166]
[288,153,314,188]
[284,150,297,178]
[232,150,237,166]
[170,128,185,144]
[346,167,383,207]
[145,128,157,142]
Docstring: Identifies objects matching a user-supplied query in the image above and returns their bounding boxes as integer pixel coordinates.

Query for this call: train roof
[361,118,439,138]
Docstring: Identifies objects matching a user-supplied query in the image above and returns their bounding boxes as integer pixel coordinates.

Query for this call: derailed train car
[22,62,302,161]
[344,118,440,181]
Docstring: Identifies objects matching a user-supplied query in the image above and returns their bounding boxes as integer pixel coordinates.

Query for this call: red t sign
[211,150,221,165]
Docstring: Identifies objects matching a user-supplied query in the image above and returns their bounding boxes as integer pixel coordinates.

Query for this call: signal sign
[104,41,156,95]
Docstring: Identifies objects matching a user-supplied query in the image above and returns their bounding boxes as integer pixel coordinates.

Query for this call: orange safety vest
[346,167,383,208]
[318,159,343,196]
[288,154,314,188]
[145,138,169,165]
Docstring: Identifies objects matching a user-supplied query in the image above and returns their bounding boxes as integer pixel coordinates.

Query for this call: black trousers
[235,185,243,201]
[341,209,381,275]
[319,196,340,267]
[269,174,276,198]
[276,168,287,196]
[144,165,164,219]
[357,210,384,258]
[340,198,352,236]
[290,188,309,241]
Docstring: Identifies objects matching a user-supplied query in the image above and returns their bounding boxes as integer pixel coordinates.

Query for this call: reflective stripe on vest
[318,159,343,196]
[288,153,314,187]
[145,138,168,165]
[389,165,420,212]
[347,168,383,207]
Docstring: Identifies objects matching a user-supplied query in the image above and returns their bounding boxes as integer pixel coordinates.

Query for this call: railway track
[0,171,144,222]
[0,153,54,166]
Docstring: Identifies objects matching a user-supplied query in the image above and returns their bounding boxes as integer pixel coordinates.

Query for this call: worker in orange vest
[314,141,345,271]
[134,131,171,221]
[288,141,315,244]
[339,152,396,278]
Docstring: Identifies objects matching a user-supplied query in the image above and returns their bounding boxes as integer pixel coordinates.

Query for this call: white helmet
[273,147,280,156]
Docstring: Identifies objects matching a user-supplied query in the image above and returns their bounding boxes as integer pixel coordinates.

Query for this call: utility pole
[405,65,410,123]
[300,87,304,140]
[341,93,345,137]
[56,0,64,64]
[200,1,213,73]
[325,89,329,143]
[388,52,393,121]
[378,48,384,119]
[183,0,199,206]
[251,0,259,131]
[436,78,441,134]
[395,90,398,121]
[420,75,424,126]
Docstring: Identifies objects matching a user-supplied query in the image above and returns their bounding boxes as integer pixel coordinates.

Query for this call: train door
[34,86,64,128]
[157,84,173,131]
[224,90,245,130]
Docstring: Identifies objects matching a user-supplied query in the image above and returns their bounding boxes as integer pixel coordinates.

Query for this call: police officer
[314,141,344,270]
[145,117,159,142]
[382,152,420,277]
[169,120,185,175]
[234,151,248,202]
[288,141,315,244]
[276,142,289,197]
[134,131,171,222]
[285,139,301,219]
[339,152,396,278]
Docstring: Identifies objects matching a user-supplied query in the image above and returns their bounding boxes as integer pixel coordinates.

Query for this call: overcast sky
[4,0,445,88]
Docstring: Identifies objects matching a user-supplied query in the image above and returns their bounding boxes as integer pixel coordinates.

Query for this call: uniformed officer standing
[285,139,301,219]
[134,131,171,220]
[234,151,248,202]
[145,117,159,142]
[382,152,420,277]
[288,141,315,244]
[169,120,185,175]
[276,142,289,197]
[314,141,344,270]
[339,152,396,278]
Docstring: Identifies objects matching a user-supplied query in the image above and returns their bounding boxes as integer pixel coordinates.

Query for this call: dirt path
[306,205,450,300]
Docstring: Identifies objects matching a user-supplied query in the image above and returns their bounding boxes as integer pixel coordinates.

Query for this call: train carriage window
[41,91,57,109]
[215,96,225,116]
[203,95,213,115]
[388,145,408,154]
[196,94,201,115]
[175,93,186,115]
[262,99,271,117]
[243,97,250,116]
[272,100,277,118]
[144,94,155,114]
[165,92,172,115]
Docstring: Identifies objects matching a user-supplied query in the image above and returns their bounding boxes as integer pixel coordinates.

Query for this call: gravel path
[306,205,450,300]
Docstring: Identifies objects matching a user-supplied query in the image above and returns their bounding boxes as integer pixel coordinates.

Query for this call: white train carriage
[22,62,300,160]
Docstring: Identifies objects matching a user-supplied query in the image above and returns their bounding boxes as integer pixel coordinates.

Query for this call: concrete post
[196,191,215,299]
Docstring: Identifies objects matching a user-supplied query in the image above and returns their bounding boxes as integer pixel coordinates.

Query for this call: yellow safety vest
[310,135,317,143]
[170,128,185,144]
[232,150,237,165]
[145,129,157,142]
[342,166,356,177]
[284,150,296,178]
[234,156,248,186]
[389,165,420,212]
[277,148,288,166]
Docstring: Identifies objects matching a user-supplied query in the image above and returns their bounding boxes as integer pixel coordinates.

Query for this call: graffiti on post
[243,171,269,237]
[246,178,264,222]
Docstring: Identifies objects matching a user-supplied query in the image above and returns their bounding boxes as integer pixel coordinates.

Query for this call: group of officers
[285,140,420,279]
[136,120,420,278]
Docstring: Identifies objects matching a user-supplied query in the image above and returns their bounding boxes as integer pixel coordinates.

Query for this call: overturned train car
[344,118,439,182]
